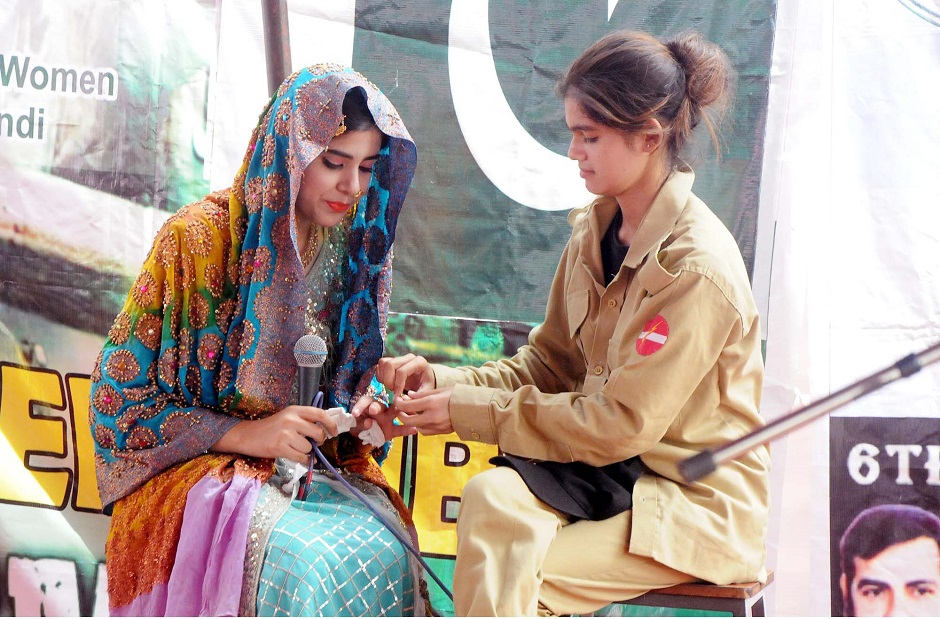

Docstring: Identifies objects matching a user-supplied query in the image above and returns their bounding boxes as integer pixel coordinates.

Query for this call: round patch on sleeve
[636,315,669,356]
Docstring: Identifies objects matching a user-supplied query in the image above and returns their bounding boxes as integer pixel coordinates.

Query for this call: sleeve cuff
[448,383,499,445]
[194,408,244,452]
[431,363,465,388]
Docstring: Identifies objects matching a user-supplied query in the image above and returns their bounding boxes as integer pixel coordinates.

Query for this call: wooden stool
[613,572,774,617]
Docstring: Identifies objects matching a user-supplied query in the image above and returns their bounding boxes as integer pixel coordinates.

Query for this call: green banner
[352,0,776,323]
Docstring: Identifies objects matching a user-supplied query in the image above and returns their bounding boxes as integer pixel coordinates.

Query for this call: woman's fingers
[349,394,375,418]
[215,405,342,461]
[377,354,434,397]
[377,354,415,385]
[284,405,338,440]
[287,433,314,456]
[391,388,454,435]
[393,390,431,413]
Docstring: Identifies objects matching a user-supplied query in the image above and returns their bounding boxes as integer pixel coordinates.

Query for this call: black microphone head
[294,334,327,368]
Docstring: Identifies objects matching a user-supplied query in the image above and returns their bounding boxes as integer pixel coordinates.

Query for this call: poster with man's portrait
[830,416,940,617]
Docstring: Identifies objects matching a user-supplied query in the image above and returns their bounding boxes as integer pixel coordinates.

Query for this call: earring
[344,198,359,223]
[334,115,347,137]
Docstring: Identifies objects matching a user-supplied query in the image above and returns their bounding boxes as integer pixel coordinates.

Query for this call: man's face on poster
[843,536,940,616]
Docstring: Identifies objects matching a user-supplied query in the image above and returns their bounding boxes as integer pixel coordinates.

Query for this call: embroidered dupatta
[89,65,417,613]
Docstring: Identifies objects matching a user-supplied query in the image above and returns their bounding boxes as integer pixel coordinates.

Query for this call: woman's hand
[394,388,455,436]
[212,405,339,465]
[376,354,436,399]
[350,393,418,441]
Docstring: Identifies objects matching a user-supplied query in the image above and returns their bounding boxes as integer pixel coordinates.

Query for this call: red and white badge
[636,315,669,356]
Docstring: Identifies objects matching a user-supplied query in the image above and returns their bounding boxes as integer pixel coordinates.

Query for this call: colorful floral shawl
[89,65,417,612]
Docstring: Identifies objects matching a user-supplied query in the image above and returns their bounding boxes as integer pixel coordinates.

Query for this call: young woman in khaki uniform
[359,29,771,617]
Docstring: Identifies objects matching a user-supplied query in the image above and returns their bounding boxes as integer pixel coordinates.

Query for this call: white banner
[758,0,940,614]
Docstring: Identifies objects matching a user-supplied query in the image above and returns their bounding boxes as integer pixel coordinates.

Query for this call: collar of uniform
[570,195,620,291]
[623,167,695,269]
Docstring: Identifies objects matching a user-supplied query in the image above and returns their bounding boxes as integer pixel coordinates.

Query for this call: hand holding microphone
[211,334,345,463]
[294,334,380,445]
[210,404,337,463]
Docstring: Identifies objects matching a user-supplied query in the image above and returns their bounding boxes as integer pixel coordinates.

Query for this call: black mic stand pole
[680,340,940,483]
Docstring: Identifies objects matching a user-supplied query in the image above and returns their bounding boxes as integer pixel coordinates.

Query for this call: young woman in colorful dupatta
[89,65,422,616]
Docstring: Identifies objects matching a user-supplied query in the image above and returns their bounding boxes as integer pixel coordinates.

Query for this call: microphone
[294,334,327,407]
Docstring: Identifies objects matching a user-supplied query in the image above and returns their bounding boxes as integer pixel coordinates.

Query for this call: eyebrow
[856,579,889,589]
[326,148,381,161]
[567,123,597,133]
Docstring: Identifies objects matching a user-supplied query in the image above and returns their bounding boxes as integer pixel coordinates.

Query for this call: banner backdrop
[0,0,776,615]
[755,0,940,615]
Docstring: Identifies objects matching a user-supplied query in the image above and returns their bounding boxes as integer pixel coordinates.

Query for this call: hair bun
[556,28,732,163]
[665,30,731,109]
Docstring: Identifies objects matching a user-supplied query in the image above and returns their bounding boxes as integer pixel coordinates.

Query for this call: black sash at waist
[490,454,646,521]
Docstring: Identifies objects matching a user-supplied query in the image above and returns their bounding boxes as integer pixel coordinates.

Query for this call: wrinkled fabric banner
[755,0,940,615]
[0,0,776,615]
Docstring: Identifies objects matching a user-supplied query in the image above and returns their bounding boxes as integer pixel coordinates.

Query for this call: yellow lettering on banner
[0,364,69,507]
[66,375,102,511]
[411,433,498,556]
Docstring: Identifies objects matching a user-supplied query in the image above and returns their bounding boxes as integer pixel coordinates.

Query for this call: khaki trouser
[453,467,695,616]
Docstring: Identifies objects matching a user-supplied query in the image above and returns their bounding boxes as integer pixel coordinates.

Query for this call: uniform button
[607,299,617,308]
[471,431,481,440]
[593,365,604,375]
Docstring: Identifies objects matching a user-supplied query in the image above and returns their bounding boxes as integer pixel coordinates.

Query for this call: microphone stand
[679,339,940,483]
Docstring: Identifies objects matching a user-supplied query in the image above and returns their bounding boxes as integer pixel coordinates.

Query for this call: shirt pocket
[566,288,591,362]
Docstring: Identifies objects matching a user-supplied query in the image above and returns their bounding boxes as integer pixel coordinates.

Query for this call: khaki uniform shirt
[434,169,770,585]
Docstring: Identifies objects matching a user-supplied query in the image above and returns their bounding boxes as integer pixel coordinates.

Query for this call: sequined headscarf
[90,65,417,507]
[226,64,416,412]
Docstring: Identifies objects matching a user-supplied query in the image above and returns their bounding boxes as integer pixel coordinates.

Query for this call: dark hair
[342,86,378,131]
[341,85,390,150]
[839,504,940,616]
[556,29,732,166]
